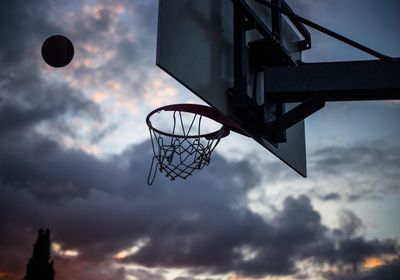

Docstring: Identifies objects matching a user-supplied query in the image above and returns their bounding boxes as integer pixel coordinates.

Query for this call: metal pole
[264,60,400,102]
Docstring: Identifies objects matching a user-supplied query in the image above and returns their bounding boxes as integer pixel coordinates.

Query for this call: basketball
[41,35,74,68]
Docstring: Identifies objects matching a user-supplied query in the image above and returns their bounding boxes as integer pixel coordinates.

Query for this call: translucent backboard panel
[157,0,306,176]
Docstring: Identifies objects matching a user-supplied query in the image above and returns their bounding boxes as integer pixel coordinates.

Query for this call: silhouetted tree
[24,229,55,280]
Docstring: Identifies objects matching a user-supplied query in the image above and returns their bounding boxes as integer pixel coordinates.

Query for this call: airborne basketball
[41,35,74,68]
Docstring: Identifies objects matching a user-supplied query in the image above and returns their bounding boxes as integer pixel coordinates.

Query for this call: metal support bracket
[231,0,311,143]
[265,60,400,103]
[230,0,399,144]
[271,95,326,132]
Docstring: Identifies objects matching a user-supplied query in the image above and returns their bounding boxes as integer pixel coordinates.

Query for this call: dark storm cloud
[336,238,396,268]
[128,269,165,280]
[119,192,396,277]
[0,137,262,277]
[174,277,214,280]
[314,210,398,271]
[0,0,57,64]
[321,193,341,201]
[47,258,127,280]
[309,141,400,200]
[0,79,99,138]
[249,139,400,203]
[338,210,364,239]
[0,134,123,201]
[1,129,398,279]
[324,258,400,280]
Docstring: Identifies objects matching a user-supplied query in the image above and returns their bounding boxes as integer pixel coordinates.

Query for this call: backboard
[156,0,308,176]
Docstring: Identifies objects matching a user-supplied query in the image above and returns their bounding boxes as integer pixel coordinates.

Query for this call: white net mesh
[147,110,228,185]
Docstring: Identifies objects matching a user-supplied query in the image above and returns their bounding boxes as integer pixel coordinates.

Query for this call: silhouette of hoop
[146,104,236,185]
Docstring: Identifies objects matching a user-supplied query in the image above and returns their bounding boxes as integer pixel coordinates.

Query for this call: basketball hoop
[146,104,236,185]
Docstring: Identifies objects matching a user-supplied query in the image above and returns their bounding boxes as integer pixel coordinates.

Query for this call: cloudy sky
[0,0,399,280]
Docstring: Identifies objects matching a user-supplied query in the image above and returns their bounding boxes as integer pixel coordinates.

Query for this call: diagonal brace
[271,95,325,131]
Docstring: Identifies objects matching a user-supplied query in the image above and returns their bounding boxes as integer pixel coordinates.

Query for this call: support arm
[265,60,400,103]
